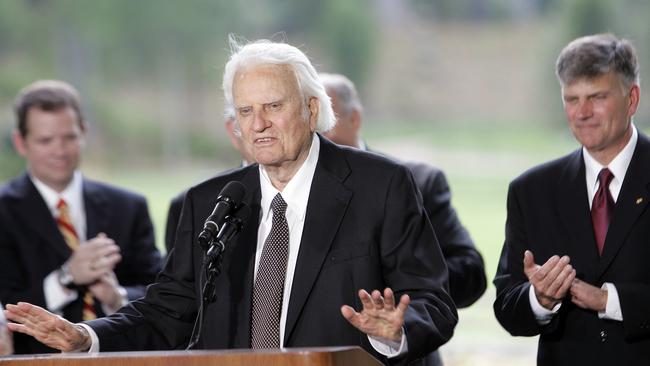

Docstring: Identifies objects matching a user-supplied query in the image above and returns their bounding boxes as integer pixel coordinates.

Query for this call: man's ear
[225,118,243,149]
[308,97,320,131]
[627,84,640,118]
[12,130,27,157]
[79,121,88,148]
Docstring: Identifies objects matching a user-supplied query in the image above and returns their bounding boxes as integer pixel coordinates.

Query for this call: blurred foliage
[2,0,650,182]
[0,0,377,180]
[563,0,616,37]
[312,0,377,87]
[410,0,554,21]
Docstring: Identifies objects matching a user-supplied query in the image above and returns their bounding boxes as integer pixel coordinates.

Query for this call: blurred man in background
[0,80,162,354]
[321,72,487,365]
[494,34,650,365]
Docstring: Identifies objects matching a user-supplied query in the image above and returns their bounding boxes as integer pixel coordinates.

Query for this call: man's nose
[252,110,270,131]
[576,100,593,119]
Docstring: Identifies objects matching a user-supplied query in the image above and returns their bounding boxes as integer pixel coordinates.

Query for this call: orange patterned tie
[56,199,96,320]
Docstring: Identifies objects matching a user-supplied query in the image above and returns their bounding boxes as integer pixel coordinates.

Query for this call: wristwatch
[57,263,76,289]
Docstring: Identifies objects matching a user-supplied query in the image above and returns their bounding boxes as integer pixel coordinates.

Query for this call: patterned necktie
[251,193,289,348]
[591,168,615,256]
[56,199,96,320]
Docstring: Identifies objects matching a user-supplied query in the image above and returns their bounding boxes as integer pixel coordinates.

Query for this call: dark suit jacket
[493,132,650,365]
[88,135,457,365]
[164,192,185,254]
[403,162,486,309]
[0,174,163,354]
[165,163,487,311]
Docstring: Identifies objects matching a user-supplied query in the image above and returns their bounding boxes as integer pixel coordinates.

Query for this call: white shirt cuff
[529,284,561,325]
[368,328,408,358]
[598,283,623,321]
[44,271,78,313]
[78,323,100,353]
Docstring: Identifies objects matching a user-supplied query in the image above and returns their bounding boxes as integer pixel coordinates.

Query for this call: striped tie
[56,199,96,321]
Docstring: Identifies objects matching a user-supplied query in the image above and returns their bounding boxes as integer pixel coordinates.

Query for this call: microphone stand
[186,216,241,350]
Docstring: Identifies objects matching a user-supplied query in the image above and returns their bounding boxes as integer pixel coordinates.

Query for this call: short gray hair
[556,33,639,89]
[320,73,363,118]
[222,36,335,132]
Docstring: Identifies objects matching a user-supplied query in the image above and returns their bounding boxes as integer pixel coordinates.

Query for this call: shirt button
[600,330,607,342]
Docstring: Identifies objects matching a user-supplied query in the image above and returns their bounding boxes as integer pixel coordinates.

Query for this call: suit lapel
[11,173,71,259]
[597,133,650,279]
[284,135,352,345]
[83,179,110,239]
[557,150,600,282]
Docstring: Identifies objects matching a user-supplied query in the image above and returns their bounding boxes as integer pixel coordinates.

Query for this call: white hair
[319,73,363,118]
[222,36,335,132]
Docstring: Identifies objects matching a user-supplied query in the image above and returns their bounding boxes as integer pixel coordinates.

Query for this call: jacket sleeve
[422,169,486,308]
[87,189,199,351]
[118,196,163,301]
[164,193,186,254]
[493,181,559,336]
[380,165,458,364]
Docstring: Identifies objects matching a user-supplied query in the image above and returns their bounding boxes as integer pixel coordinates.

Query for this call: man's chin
[255,156,278,168]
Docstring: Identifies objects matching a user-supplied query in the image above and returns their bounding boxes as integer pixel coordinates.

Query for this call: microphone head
[218,181,246,204]
[197,181,246,250]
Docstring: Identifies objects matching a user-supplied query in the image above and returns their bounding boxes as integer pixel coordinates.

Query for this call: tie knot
[57,198,68,211]
[598,168,614,188]
[271,193,287,215]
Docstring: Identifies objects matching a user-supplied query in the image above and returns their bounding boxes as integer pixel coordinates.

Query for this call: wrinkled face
[562,72,639,160]
[13,107,84,192]
[233,64,317,171]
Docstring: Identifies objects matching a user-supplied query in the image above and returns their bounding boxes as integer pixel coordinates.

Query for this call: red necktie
[56,199,96,320]
[591,168,615,256]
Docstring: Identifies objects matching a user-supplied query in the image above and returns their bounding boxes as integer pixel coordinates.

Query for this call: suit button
[600,330,607,342]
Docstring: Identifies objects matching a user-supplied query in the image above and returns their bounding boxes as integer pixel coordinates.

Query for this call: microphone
[188,202,250,350]
[206,204,251,260]
[197,181,246,250]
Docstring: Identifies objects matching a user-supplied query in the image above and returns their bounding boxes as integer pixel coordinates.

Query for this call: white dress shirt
[530,125,637,323]
[33,171,127,318]
[255,134,320,347]
[32,171,86,314]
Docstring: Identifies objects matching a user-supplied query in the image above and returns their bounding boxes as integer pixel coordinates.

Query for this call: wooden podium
[0,346,382,366]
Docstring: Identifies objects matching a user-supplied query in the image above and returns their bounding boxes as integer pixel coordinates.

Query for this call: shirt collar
[583,124,637,188]
[30,171,84,216]
[259,134,320,223]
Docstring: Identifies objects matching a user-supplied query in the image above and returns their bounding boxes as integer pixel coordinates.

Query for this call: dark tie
[251,193,289,348]
[591,168,615,256]
[56,199,96,320]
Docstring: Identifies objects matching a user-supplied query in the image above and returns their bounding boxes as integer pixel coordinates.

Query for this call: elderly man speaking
[5,38,456,365]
